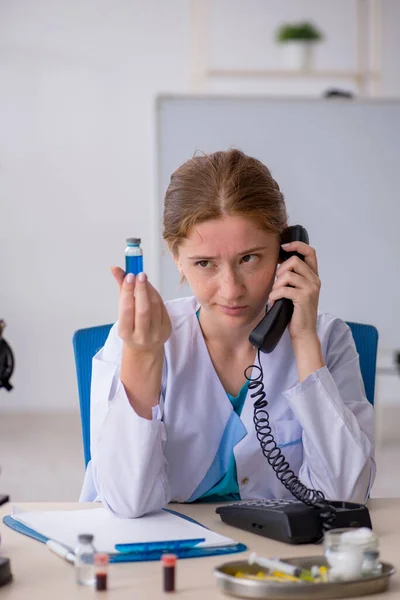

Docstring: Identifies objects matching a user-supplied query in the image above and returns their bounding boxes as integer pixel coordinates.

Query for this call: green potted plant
[275,21,324,71]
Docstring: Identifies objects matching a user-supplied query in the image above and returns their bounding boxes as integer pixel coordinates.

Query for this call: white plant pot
[282,41,314,71]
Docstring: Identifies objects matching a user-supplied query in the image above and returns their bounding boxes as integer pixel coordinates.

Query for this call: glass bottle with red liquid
[94,553,109,591]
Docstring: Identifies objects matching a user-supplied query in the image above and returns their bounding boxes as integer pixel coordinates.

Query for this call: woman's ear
[169,241,189,285]
[176,262,186,285]
[172,254,183,276]
[273,262,280,281]
[172,252,186,283]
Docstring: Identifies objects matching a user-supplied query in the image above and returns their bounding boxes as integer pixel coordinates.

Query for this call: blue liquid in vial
[126,255,143,276]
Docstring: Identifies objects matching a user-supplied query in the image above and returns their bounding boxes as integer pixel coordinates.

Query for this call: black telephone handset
[216,225,372,544]
[249,224,309,353]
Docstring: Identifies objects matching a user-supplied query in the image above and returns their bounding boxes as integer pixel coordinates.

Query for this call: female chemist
[80,150,375,517]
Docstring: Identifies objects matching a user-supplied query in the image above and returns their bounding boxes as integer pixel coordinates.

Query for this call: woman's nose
[218,269,245,300]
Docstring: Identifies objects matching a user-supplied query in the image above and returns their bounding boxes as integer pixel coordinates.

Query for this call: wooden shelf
[207,69,379,80]
[190,0,382,97]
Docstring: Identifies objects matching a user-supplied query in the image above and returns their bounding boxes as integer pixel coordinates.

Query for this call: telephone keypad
[225,498,303,510]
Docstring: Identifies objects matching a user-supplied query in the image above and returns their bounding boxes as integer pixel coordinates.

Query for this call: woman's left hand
[268,241,321,343]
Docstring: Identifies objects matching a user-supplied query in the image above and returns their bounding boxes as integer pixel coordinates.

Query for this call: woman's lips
[218,304,248,316]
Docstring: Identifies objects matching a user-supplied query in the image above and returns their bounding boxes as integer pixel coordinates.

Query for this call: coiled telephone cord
[245,350,337,535]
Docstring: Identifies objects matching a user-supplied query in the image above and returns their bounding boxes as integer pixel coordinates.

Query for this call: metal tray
[214,556,396,600]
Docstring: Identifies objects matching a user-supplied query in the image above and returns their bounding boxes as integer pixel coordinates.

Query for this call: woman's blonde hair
[163,149,288,255]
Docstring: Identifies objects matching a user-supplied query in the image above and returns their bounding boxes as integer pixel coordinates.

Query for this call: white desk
[1,499,399,599]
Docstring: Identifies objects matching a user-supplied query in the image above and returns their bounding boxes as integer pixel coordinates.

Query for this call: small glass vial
[161,553,177,592]
[75,533,96,586]
[125,238,143,276]
[94,553,109,591]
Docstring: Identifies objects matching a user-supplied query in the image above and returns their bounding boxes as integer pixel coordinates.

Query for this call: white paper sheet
[12,505,237,554]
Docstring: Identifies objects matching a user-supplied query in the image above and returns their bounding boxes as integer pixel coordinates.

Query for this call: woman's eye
[241,254,257,263]
[195,260,211,268]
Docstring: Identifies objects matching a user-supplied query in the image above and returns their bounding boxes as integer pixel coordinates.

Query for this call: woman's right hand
[111,267,172,352]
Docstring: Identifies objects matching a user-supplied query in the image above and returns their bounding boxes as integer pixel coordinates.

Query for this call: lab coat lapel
[162,310,234,501]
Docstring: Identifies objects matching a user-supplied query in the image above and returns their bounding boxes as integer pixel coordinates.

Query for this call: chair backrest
[73,323,113,466]
[73,320,378,467]
[345,322,378,407]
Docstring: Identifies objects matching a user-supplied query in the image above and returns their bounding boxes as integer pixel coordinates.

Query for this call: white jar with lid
[324,527,379,581]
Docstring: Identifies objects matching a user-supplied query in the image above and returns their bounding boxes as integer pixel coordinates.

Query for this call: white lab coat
[80,296,375,518]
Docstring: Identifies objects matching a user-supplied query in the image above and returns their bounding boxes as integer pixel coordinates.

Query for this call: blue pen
[109,542,247,563]
[115,537,205,554]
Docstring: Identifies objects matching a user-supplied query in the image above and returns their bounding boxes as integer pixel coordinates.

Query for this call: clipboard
[3,509,246,562]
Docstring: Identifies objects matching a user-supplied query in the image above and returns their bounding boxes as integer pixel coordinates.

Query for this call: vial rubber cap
[95,553,110,566]
[126,237,141,245]
[161,554,177,567]
[78,533,94,544]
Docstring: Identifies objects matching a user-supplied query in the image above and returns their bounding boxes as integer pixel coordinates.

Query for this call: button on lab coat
[80,296,375,518]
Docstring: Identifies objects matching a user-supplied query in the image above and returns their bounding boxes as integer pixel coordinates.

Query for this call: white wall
[1,0,399,411]
[0,0,189,411]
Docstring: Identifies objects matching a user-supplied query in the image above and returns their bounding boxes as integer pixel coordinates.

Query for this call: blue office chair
[73,321,378,467]
[346,322,378,408]
[73,323,113,467]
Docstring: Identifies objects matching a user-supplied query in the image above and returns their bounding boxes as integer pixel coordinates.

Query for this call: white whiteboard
[156,96,400,351]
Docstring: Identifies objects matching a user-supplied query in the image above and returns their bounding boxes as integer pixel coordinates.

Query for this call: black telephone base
[216,499,372,545]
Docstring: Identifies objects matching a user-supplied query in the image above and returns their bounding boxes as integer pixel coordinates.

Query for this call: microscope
[0,320,14,586]
[0,320,14,507]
